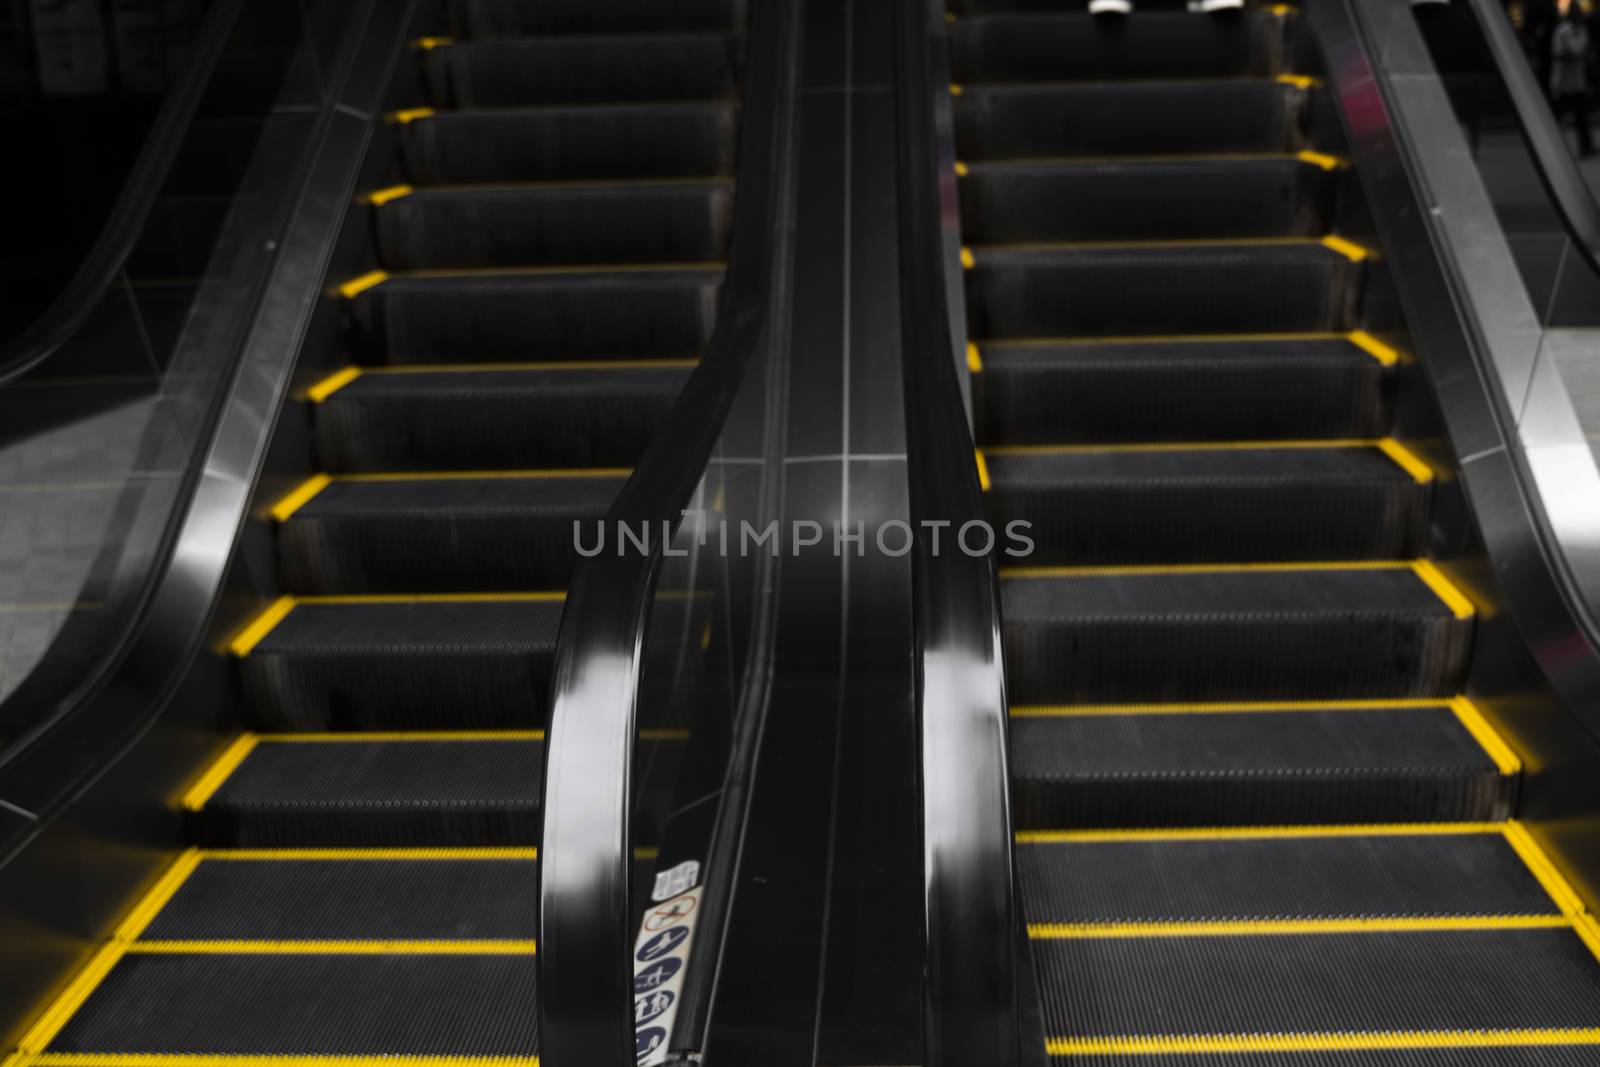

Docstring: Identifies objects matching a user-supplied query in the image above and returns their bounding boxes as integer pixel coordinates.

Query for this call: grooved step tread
[1017,828,1556,926]
[1008,704,1510,827]
[287,475,625,520]
[144,854,540,941]
[245,598,564,658]
[1033,928,1600,1043]
[984,443,1413,488]
[46,953,538,1057]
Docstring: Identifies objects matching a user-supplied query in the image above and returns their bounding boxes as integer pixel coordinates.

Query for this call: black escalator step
[311,363,692,471]
[235,596,562,729]
[949,10,1288,83]
[144,852,540,940]
[1048,1050,1600,1066]
[952,0,1205,13]
[454,0,741,37]
[423,34,742,108]
[277,473,625,593]
[1033,928,1600,1050]
[982,442,1429,564]
[346,266,722,362]
[398,102,739,184]
[373,180,735,270]
[1000,563,1473,703]
[1018,827,1555,925]
[957,155,1337,243]
[965,239,1363,338]
[952,79,1308,159]
[47,953,537,1057]
[1009,702,1511,828]
[191,736,543,846]
[974,335,1392,445]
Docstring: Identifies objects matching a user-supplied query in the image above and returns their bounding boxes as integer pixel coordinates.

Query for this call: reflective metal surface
[890,1,1021,1065]
[534,3,802,1062]
[0,0,413,1041]
[1310,0,1600,900]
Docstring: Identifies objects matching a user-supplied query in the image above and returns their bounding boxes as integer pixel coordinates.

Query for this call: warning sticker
[651,859,701,902]
[632,885,702,1065]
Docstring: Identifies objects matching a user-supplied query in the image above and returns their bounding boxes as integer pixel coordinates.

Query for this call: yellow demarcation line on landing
[978,437,1432,483]
[1449,696,1522,776]
[33,1057,538,1067]
[2,851,202,1067]
[971,329,1397,365]
[360,184,413,206]
[1018,823,1506,844]
[1501,820,1600,963]
[1012,697,1453,717]
[261,730,547,742]
[1029,915,1569,939]
[1349,329,1401,365]
[335,270,388,298]
[127,939,536,955]
[304,365,361,402]
[181,735,259,810]
[410,36,454,49]
[1376,437,1435,482]
[1045,1030,1600,1056]
[997,558,1477,619]
[202,847,539,861]
[227,597,298,656]
[1412,559,1477,620]
[974,449,992,491]
[960,235,1372,263]
[1276,72,1321,90]
[966,341,983,372]
[386,107,437,124]
[269,474,331,521]
[956,151,1348,173]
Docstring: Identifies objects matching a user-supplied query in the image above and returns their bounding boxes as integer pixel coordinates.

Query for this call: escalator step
[1042,1050,1600,1065]
[47,952,537,1058]
[453,0,742,37]
[237,596,563,730]
[373,180,735,270]
[1000,563,1472,703]
[277,474,625,593]
[982,442,1428,564]
[311,364,692,471]
[398,102,739,184]
[949,10,1289,83]
[1009,702,1509,827]
[957,156,1336,243]
[952,0,1210,13]
[1033,928,1600,1052]
[952,80,1308,159]
[422,34,742,108]
[1017,827,1555,924]
[191,736,543,846]
[144,852,540,940]
[964,240,1362,338]
[346,266,723,362]
[973,336,1391,445]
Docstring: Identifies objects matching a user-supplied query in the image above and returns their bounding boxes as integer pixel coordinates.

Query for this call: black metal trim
[890,1,1021,1065]
[0,0,249,386]
[534,2,802,1063]
[1458,0,1600,279]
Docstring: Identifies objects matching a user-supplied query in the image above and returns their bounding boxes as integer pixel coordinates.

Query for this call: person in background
[1552,0,1596,156]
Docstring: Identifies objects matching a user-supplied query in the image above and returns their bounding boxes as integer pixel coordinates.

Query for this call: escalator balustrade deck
[948,3,1600,1061]
[4,2,738,1064]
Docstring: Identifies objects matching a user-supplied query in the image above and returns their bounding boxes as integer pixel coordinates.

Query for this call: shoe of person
[1188,0,1245,10]
[1089,0,1134,14]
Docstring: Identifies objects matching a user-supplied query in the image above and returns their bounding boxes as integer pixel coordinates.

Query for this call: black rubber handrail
[891,0,1021,1065]
[1462,0,1600,278]
[0,0,248,387]
[535,2,800,1063]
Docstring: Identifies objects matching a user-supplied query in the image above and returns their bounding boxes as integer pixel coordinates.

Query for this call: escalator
[946,2,1600,1058]
[5,2,743,1063]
